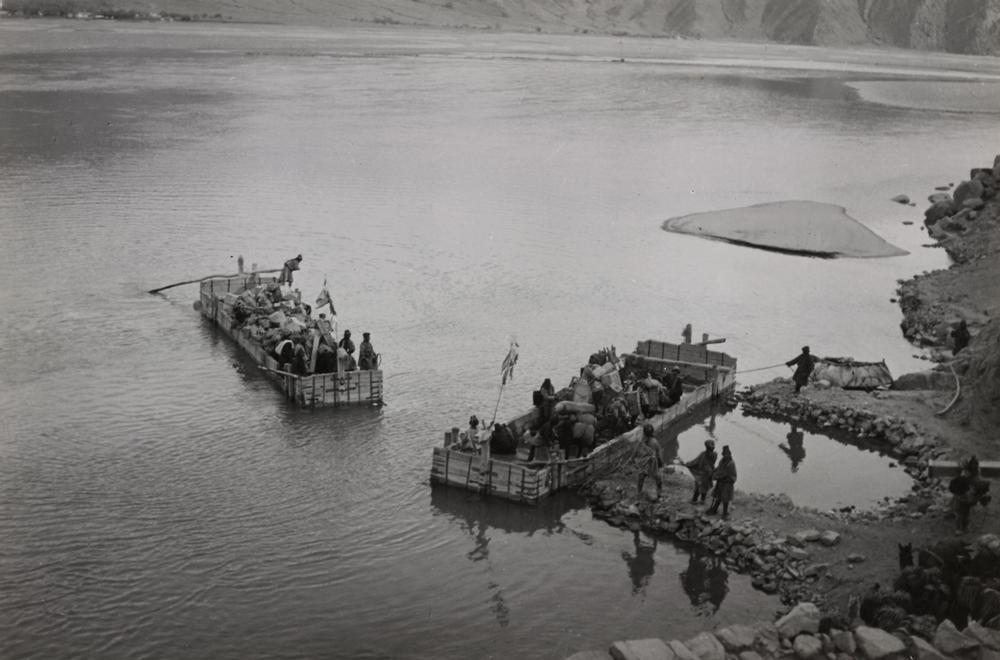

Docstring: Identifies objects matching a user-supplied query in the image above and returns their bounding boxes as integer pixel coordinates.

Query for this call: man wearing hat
[786,346,815,394]
[278,254,303,286]
[707,445,737,518]
[358,332,378,370]
[684,439,718,504]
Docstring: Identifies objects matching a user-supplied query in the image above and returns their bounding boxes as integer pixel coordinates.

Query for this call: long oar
[147,268,282,295]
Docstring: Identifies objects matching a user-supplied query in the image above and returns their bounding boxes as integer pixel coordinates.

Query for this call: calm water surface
[2,19,1000,659]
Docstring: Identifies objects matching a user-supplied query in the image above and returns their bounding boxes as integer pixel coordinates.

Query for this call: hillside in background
[5,0,1000,55]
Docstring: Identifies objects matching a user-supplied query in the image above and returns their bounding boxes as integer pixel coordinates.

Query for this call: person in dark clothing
[274,338,294,369]
[685,439,718,504]
[707,445,737,518]
[951,320,971,356]
[637,423,664,500]
[278,254,303,286]
[339,330,356,356]
[786,346,815,394]
[949,465,977,535]
[358,332,377,370]
[539,378,556,421]
[667,367,684,405]
[291,342,309,376]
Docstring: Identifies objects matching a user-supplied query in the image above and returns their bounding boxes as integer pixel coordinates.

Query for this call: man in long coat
[685,439,718,504]
[786,346,815,394]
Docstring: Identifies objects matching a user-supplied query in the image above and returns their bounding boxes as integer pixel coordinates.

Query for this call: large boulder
[776,603,821,638]
[683,632,726,660]
[953,179,985,206]
[933,619,980,656]
[853,626,906,659]
[715,625,757,653]
[911,635,950,660]
[925,200,957,225]
[964,622,1000,651]
[610,638,675,660]
[793,635,823,659]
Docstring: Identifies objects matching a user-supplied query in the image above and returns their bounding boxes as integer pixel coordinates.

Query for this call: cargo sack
[268,311,287,328]
[554,400,595,415]
[573,377,592,403]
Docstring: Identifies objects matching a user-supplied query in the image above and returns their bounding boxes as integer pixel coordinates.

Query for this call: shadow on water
[430,487,592,628]
[430,484,589,537]
[678,543,731,617]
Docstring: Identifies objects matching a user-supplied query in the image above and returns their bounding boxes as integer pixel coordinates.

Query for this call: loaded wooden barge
[430,339,736,504]
[198,274,384,408]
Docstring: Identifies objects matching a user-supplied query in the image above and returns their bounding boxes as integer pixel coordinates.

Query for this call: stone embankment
[898,156,1000,355]
[565,601,1000,660]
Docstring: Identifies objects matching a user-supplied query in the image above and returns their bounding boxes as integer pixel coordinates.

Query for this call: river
[2,18,999,660]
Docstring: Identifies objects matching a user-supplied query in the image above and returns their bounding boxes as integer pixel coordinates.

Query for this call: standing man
[685,439,718,504]
[951,320,971,356]
[707,445,737,518]
[668,367,684,405]
[786,346,815,394]
[637,423,664,500]
[278,254,303,286]
[358,332,377,370]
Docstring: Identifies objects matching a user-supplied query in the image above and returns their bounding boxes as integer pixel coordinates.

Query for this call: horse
[554,417,595,459]
[489,423,518,455]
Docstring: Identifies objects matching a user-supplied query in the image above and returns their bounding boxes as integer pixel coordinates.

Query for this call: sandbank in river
[662,200,908,258]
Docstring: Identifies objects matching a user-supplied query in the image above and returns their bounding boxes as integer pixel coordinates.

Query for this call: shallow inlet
[661,403,914,511]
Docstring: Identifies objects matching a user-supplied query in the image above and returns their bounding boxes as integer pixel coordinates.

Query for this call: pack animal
[489,423,518,455]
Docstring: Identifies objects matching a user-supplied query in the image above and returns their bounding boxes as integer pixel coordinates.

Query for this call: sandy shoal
[661,200,908,258]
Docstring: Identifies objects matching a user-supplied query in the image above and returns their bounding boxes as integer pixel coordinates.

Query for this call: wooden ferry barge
[198,274,384,408]
[430,339,736,504]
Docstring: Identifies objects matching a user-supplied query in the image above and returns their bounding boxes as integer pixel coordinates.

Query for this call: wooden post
[309,331,321,374]
[711,365,720,399]
[237,255,244,273]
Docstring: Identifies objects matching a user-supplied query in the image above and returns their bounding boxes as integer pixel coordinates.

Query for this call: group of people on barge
[228,255,379,377]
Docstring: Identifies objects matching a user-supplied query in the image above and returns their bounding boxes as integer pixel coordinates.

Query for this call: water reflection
[430,487,589,628]
[679,546,730,617]
[780,423,806,472]
[621,530,658,597]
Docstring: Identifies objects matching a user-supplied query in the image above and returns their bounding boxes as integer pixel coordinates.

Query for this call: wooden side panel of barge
[430,448,553,504]
[428,367,736,504]
[198,275,383,408]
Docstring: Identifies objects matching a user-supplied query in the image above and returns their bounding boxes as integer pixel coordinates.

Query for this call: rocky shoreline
[567,600,1000,660]
[564,155,1000,659]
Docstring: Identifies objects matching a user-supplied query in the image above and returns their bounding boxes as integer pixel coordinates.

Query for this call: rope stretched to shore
[935,363,961,416]
[735,362,787,375]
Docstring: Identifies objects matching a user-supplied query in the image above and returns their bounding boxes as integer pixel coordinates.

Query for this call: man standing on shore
[685,439,717,504]
[707,445,737,518]
[786,346,815,394]
[637,423,664,501]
